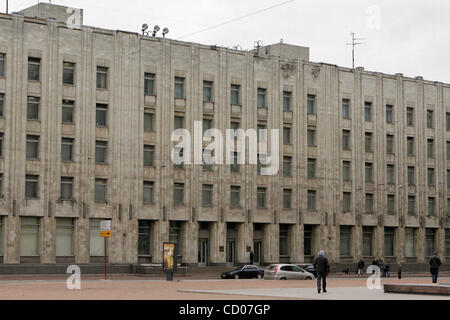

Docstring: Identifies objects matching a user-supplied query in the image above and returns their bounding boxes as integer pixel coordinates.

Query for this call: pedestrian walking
[380,259,386,277]
[429,252,442,284]
[313,250,330,294]
[249,251,254,265]
[385,261,390,277]
[357,259,365,276]
[397,261,402,279]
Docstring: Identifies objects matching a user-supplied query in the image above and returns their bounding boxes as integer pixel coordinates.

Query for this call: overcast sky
[2,0,450,83]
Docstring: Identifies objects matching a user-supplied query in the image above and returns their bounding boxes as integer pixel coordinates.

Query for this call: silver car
[264,264,315,280]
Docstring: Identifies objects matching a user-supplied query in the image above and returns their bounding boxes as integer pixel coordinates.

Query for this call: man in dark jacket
[357,259,365,276]
[313,250,330,293]
[249,251,254,265]
[429,253,441,283]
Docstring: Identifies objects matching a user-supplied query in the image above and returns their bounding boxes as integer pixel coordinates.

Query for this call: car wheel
[234,274,239,279]
[279,277,287,280]
[256,274,262,279]
[305,276,312,280]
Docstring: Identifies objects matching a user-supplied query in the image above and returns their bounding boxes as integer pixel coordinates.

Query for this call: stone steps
[384,283,450,295]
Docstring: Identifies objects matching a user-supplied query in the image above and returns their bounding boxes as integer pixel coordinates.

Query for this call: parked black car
[221,265,265,279]
[297,264,317,277]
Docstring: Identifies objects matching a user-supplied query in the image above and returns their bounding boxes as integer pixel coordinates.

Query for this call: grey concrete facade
[0,4,449,270]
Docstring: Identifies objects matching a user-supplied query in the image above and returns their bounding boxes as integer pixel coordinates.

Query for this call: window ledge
[63,84,76,87]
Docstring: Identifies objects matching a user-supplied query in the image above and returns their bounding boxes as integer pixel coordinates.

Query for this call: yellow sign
[100,230,111,237]
[163,243,176,271]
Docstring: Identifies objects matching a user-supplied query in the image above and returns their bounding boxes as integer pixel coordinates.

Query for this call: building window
[230,186,240,208]
[257,88,266,108]
[426,110,434,129]
[203,119,212,134]
[447,113,450,131]
[96,66,108,89]
[307,190,316,211]
[362,227,374,257]
[365,132,372,152]
[174,116,184,130]
[202,184,213,207]
[96,103,107,127]
[428,168,435,187]
[407,137,415,156]
[283,156,292,177]
[365,193,374,213]
[95,179,107,202]
[201,80,213,102]
[307,94,316,115]
[63,62,75,85]
[27,96,39,120]
[384,227,395,257]
[386,164,395,184]
[230,84,240,105]
[283,91,292,111]
[144,111,154,131]
[408,166,415,186]
[0,173,3,197]
[95,141,107,164]
[173,183,184,206]
[0,53,5,77]
[428,197,435,216]
[62,100,74,123]
[60,177,73,200]
[90,219,106,256]
[343,161,352,181]
[406,107,414,126]
[230,152,240,173]
[343,193,351,212]
[307,129,316,147]
[425,228,436,257]
[144,73,155,96]
[365,162,373,183]
[20,217,40,256]
[26,135,39,160]
[25,175,38,199]
[56,218,74,256]
[387,195,395,214]
[342,130,351,150]
[28,57,41,81]
[408,196,416,215]
[342,99,350,119]
[447,170,450,189]
[258,124,267,143]
[61,138,74,162]
[173,147,184,169]
[0,132,3,157]
[448,199,450,217]
[386,134,394,154]
[279,224,290,256]
[283,189,292,209]
[447,141,450,160]
[0,216,3,256]
[143,145,155,167]
[307,158,316,179]
[169,221,183,258]
[257,187,267,209]
[231,121,240,130]
[405,228,416,257]
[174,77,185,99]
[364,102,372,121]
[340,226,352,257]
[283,127,291,145]
[386,104,393,123]
[427,139,434,158]
[304,225,313,256]
[446,229,450,257]
[0,93,4,117]
[138,220,152,256]
[143,181,155,205]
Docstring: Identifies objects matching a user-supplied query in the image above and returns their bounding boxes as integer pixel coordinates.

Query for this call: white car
[264,264,315,280]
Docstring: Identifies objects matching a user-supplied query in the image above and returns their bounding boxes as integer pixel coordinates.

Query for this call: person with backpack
[313,250,330,294]
[429,252,442,284]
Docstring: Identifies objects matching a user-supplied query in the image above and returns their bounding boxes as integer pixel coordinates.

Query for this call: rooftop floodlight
[162,27,169,38]
[152,25,160,37]
[141,23,149,35]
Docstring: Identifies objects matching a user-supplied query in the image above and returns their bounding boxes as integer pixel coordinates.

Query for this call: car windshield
[267,265,277,270]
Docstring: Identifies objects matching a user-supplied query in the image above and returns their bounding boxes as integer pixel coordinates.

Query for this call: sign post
[100,220,112,280]
[162,242,176,281]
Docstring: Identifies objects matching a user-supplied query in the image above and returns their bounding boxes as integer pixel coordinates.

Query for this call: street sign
[100,220,111,231]
[100,230,111,237]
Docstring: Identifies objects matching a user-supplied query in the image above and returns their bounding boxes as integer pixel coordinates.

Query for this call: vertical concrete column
[375,226,384,260]
[152,220,168,264]
[183,221,198,266]
[41,216,55,263]
[397,227,405,262]
[236,222,249,264]
[264,223,279,264]
[124,218,138,264]
[210,222,226,266]
[5,216,20,264]
[290,224,303,263]
[437,227,446,260]
[75,217,89,263]
[353,225,362,262]
[416,227,426,263]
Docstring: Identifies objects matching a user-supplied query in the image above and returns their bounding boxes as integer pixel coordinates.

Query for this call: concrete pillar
[417,227,426,263]
[152,220,168,264]
[41,216,55,263]
[183,221,198,265]
[290,223,304,263]
[5,216,20,264]
[210,222,226,265]
[264,223,279,264]
[76,217,90,264]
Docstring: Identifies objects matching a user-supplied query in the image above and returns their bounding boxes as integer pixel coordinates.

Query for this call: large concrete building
[0,3,449,272]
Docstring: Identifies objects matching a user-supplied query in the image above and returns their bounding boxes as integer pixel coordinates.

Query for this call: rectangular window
[447,141,450,160]
[96,66,108,89]
[138,220,152,256]
[60,177,73,200]
[365,163,373,183]
[56,218,74,256]
[257,88,266,108]
[95,141,107,164]
[343,193,351,212]
[283,127,291,145]
[28,57,40,81]
[364,102,372,121]
[0,133,3,157]
[386,134,394,154]
[94,179,107,202]
[446,229,450,257]
[447,113,450,131]
[26,135,39,160]
[90,219,106,256]
[307,129,316,147]
[25,175,38,199]
[448,199,450,217]
[231,121,240,130]
[384,227,395,257]
[307,190,316,211]
[27,96,39,120]
[0,53,5,77]
[0,216,2,256]
[0,93,4,117]
[408,166,415,186]
[427,139,434,158]
[283,189,292,209]
[407,137,415,156]
[447,170,450,189]
[169,221,183,258]
[143,181,155,205]
[408,196,416,215]
[428,168,435,187]
[61,138,74,162]
[405,228,416,257]
[144,73,155,96]
[428,197,435,216]
[304,225,313,256]
[257,124,267,143]
[386,104,393,123]
[20,217,40,256]
[230,186,240,208]
[279,224,289,256]
[230,84,240,105]
[406,107,414,126]
[144,111,154,131]
[342,99,350,119]
[96,103,107,127]
[365,132,372,152]
[387,195,395,214]
[62,100,74,123]
[307,94,316,115]
[203,80,213,102]
[257,187,267,209]
[0,173,3,197]
[343,161,351,181]
[283,156,292,177]
[343,130,351,150]
[173,183,184,206]
[173,147,184,169]
[63,62,75,85]
[283,91,292,111]
[174,77,185,99]
[307,158,316,179]
[174,116,184,130]
[365,193,374,213]
[202,184,213,207]
[203,119,212,134]
[143,145,155,167]
[340,226,352,257]
[362,227,374,256]
[426,228,436,257]
[427,110,434,129]
[231,152,240,173]
[387,164,395,184]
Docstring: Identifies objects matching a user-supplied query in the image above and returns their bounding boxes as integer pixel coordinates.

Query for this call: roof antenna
[346,32,365,69]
